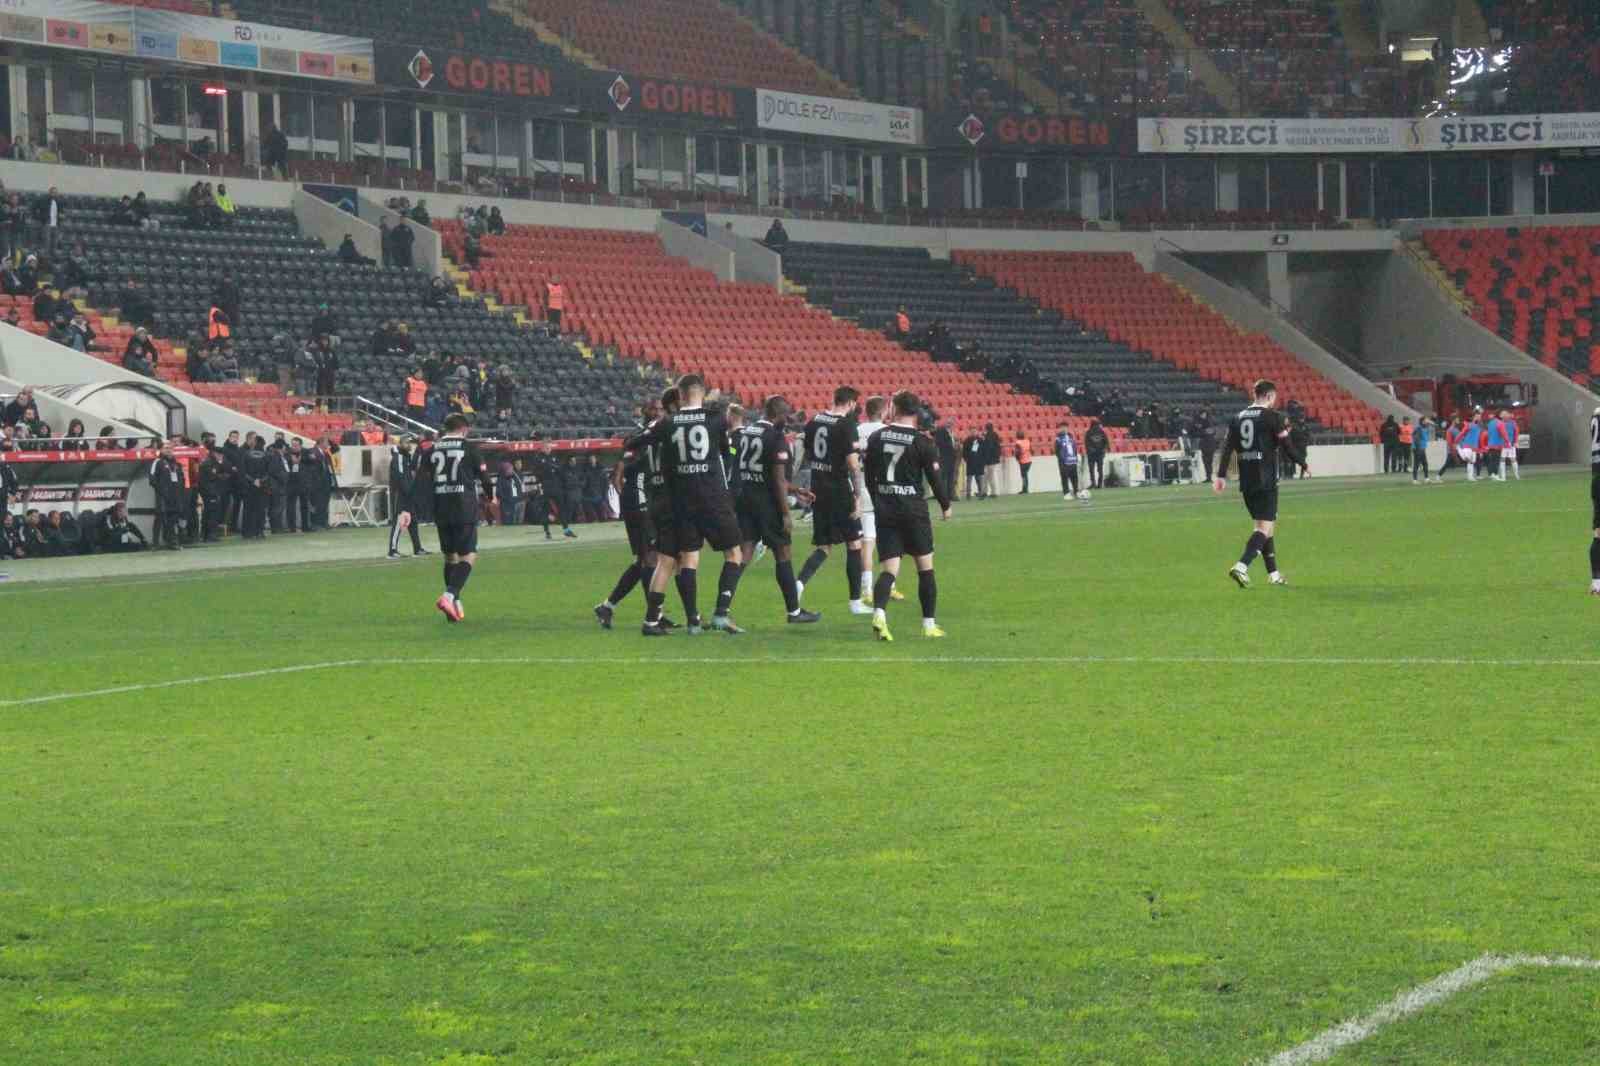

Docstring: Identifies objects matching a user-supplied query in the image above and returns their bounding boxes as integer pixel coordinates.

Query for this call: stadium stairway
[1414,224,1600,389]
[436,220,1126,446]
[952,250,1387,441]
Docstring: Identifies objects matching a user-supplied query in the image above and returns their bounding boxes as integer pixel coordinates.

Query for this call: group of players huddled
[418,376,953,640]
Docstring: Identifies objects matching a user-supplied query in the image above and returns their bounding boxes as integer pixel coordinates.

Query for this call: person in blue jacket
[1411,417,1434,484]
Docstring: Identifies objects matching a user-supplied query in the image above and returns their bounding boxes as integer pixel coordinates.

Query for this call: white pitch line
[1263,953,1600,1066]
[7,654,1600,708]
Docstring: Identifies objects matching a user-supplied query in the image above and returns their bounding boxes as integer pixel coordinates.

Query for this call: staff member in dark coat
[240,435,270,538]
[962,431,986,499]
[1084,420,1110,489]
[557,455,583,534]
[148,445,186,550]
[198,448,228,542]
[308,437,337,529]
[266,441,290,534]
[386,435,428,558]
[496,457,524,526]
[285,438,311,532]
[933,422,959,504]
[220,429,245,533]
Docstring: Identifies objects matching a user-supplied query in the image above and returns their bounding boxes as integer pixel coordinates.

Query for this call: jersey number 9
[1239,419,1256,451]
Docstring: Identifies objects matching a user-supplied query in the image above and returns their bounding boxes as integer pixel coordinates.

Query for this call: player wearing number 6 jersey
[427,413,494,622]
[796,387,869,616]
[1213,379,1308,589]
[625,374,746,635]
[863,391,953,641]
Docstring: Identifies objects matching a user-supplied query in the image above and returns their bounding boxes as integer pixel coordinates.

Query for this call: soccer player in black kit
[797,386,869,615]
[594,398,666,629]
[427,413,494,621]
[628,374,747,635]
[735,394,821,624]
[1589,406,1600,595]
[863,391,953,641]
[1213,379,1309,589]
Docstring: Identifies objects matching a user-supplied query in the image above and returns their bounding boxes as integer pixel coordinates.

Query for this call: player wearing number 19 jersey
[427,413,494,622]
[863,391,953,641]
[1213,379,1308,589]
[626,374,746,635]
[1588,407,1600,595]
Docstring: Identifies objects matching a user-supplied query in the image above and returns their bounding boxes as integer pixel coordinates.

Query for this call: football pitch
[4,471,1597,1065]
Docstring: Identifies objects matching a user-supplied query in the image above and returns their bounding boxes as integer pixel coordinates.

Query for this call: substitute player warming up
[1213,380,1308,589]
[864,391,953,641]
[427,413,494,621]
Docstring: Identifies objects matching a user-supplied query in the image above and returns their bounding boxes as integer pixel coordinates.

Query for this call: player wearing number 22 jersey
[625,374,747,636]
[733,394,820,624]
[1213,379,1308,590]
[427,413,494,622]
[863,390,953,642]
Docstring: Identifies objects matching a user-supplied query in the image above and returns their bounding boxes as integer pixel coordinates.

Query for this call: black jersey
[1219,405,1301,493]
[865,423,950,509]
[632,406,733,502]
[803,411,858,495]
[734,419,790,497]
[619,447,648,515]
[427,435,489,523]
[1591,411,1600,474]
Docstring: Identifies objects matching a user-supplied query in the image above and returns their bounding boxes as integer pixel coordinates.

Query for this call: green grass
[3,473,1597,1065]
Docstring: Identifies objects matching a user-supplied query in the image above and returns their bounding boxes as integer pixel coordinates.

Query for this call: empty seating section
[441,222,1073,441]
[726,0,943,108]
[64,195,654,438]
[955,251,1382,439]
[1422,226,1600,386]
[779,241,1176,450]
[530,0,850,98]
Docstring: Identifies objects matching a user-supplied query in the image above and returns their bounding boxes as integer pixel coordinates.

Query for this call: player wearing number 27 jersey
[863,390,953,642]
[1213,379,1308,589]
[427,413,494,622]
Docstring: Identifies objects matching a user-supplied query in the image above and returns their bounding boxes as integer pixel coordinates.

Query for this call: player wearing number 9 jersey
[1213,379,1308,589]
[625,374,747,635]
[1588,407,1600,595]
[427,413,494,622]
[863,390,953,642]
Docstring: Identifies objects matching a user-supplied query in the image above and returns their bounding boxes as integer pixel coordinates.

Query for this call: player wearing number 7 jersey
[625,373,747,635]
[863,391,953,641]
[1213,379,1309,589]
[427,413,495,622]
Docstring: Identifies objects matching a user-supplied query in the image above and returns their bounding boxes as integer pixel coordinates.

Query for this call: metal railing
[352,395,435,436]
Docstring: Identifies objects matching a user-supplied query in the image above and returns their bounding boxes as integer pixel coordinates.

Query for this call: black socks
[873,570,896,610]
[1262,537,1277,575]
[715,560,742,617]
[644,589,665,624]
[918,569,937,620]
[1591,537,1600,579]
[676,567,699,625]
[607,562,642,606]
[798,548,828,585]
[776,558,800,612]
[1240,531,1267,567]
[845,550,863,601]
[445,560,472,597]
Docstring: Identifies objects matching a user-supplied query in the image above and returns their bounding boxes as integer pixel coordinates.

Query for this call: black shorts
[673,493,742,554]
[624,510,655,556]
[876,502,934,561]
[737,489,790,549]
[648,500,678,556]
[1243,488,1279,522]
[1591,475,1600,530]
[811,487,861,546]
[436,521,479,556]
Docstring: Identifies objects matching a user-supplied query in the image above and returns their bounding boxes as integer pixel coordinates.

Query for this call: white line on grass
[8,654,1600,707]
[1263,953,1600,1066]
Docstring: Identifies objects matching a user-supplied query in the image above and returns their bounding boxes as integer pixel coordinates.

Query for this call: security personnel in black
[240,434,270,538]
[523,446,556,538]
[148,445,187,550]
[266,440,291,534]
[387,435,428,558]
[221,429,245,533]
[198,448,228,542]
[285,438,311,532]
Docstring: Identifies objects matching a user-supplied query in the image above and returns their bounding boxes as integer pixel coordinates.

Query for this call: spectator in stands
[263,124,288,178]
[57,241,91,296]
[310,302,339,342]
[425,276,454,308]
[488,207,506,236]
[214,184,236,224]
[31,286,59,324]
[211,341,239,381]
[119,277,155,330]
[391,221,415,269]
[1,255,32,296]
[62,420,88,450]
[893,305,911,341]
[315,339,339,399]
[207,303,231,350]
[3,387,33,427]
[1085,421,1109,490]
[0,193,13,260]
[763,219,789,252]
[463,229,482,268]
[493,365,516,421]
[33,185,61,257]
[132,192,157,231]
[423,388,448,426]
[63,314,96,353]
[447,381,475,422]
[545,276,564,330]
[982,423,1002,498]
[337,233,373,266]
[410,201,431,226]
[213,271,241,331]
[123,329,159,377]
[378,218,393,268]
[46,313,71,346]
[111,195,139,227]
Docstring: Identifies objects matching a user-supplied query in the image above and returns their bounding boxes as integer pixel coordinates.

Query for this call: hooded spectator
[123,328,159,376]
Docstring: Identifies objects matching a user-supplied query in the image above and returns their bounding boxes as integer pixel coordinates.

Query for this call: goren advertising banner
[3,0,373,84]
[755,88,921,146]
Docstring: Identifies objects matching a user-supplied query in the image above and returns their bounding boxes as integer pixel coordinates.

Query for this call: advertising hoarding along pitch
[755,88,921,146]
[1139,114,1600,154]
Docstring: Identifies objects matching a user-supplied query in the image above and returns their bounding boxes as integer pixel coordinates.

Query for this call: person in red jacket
[1434,415,1464,483]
